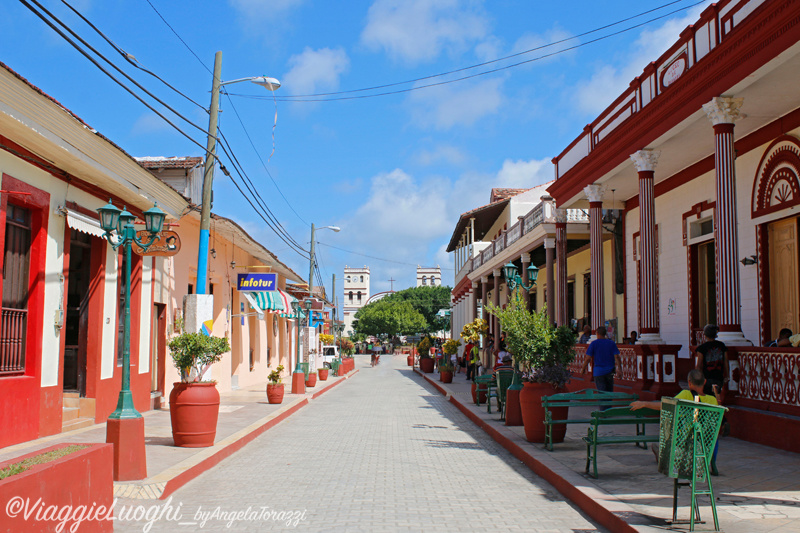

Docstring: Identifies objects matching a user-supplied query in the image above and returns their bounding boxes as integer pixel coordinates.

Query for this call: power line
[233,0,705,103]
[141,0,212,76]
[317,242,455,271]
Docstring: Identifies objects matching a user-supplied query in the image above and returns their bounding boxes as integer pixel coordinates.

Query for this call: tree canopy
[352,285,452,338]
[352,300,427,338]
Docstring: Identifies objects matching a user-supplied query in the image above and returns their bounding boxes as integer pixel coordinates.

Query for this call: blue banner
[237,273,278,291]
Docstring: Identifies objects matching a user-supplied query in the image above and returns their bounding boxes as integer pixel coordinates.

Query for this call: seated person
[493,350,510,371]
[768,328,793,347]
[628,331,638,345]
[578,325,592,344]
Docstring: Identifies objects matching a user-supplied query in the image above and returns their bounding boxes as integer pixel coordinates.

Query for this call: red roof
[490,188,529,203]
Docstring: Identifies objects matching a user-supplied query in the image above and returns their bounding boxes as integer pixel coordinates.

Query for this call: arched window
[360,275,364,282]
[422,276,427,285]
[346,276,351,283]
[357,291,362,302]
[349,291,353,301]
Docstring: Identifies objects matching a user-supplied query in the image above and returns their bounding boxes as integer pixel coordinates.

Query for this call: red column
[630,149,663,344]
[544,238,555,325]
[556,210,568,327]
[585,184,605,334]
[702,96,750,345]
[480,276,488,366]
[492,269,501,358]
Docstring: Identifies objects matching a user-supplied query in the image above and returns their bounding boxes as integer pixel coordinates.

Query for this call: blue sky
[1,0,710,299]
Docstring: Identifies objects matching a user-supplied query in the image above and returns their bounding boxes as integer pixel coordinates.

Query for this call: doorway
[63,230,91,395]
[696,241,717,328]
[151,303,166,399]
[768,217,799,339]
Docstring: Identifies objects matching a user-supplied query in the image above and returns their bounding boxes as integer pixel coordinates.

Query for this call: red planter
[420,357,435,373]
[504,388,523,426]
[169,382,220,447]
[306,373,317,387]
[440,371,453,383]
[407,355,414,366]
[519,382,567,443]
[266,383,285,404]
[471,381,488,404]
[319,368,329,381]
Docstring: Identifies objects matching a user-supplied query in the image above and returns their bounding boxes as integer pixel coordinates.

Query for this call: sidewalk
[0,366,360,501]
[413,366,800,533]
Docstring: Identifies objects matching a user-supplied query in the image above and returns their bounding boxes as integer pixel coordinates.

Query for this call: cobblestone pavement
[114,355,605,532]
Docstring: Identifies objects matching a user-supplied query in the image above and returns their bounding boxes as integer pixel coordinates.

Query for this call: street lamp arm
[219,76,281,90]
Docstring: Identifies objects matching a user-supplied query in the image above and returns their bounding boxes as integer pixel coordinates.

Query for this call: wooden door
[768,217,799,339]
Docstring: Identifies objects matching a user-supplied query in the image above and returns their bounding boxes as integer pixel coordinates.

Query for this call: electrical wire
[233,0,706,103]
[141,0,212,76]
[316,242,454,271]
[269,0,694,100]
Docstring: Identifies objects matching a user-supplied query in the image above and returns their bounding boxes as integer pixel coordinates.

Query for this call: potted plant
[267,365,285,404]
[168,332,230,447]
[440,339,460,383]
[461,318,489,403]
[306,369,317,388]
[417,337,434,373]
[487,292,575,443]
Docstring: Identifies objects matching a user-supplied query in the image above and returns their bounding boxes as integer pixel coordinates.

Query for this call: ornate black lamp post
[97,199,165,480]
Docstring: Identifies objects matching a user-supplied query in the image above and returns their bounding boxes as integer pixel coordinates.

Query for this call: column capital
[630,149,661,172]
[492,269,502,279]
[544,237,556,249]
[555,208,567,224]
[520,252,531,264]
[471,281,479,289]
[480,276,488,284]
[703,96,745,125]
[584,184,606,203]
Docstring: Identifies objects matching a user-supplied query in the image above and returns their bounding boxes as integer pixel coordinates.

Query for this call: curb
[412,368,642,533]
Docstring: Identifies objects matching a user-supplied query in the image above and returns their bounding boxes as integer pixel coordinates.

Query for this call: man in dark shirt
[695,324,728,399]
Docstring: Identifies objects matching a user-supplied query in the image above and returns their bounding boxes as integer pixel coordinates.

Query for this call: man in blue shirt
[580,326,621,392]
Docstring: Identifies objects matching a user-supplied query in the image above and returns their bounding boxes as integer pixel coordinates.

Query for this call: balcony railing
[730,347,800,415]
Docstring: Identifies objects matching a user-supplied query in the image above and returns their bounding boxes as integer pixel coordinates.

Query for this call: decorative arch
[751,135,800,219]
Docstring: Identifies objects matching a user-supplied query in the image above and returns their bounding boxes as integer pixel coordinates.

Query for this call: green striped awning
[244,289,305,319]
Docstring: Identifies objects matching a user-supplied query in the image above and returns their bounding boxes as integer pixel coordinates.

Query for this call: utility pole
[197,51,222,295]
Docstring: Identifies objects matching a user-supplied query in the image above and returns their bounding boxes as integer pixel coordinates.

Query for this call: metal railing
[0,308,27,375]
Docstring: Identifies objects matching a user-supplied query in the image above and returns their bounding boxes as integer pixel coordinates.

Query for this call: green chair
[330,359,340,377]
[473,374,494,406]
[487,369,514,416]
[299,362,310,380]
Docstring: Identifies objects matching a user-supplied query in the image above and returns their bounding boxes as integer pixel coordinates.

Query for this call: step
[62,407,80,422]
[79,398,95,419]
[61,417,95,433]
[63,392,79,399]
[63,397,80,408]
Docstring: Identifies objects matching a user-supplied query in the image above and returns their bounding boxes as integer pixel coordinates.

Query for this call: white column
[584,184,606,334]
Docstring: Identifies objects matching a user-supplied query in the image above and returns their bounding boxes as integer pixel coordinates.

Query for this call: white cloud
[336,157,553,291]
[131,112,173,135]
[407,76,504,130]
[283,47,350,96]
[415,145,468,167]
[229,0,305,19]
[511,26,575,66]
[361,0,489,65]
[575,2,712,115]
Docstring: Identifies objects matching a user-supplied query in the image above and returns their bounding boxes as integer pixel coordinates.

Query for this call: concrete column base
[717,331,752,346]
[291,371,306,395]
[106,417,147,481]
[637,333,664,344]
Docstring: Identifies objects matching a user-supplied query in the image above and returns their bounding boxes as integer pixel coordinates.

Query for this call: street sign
[132,230,181,256]
[237,273,278,291]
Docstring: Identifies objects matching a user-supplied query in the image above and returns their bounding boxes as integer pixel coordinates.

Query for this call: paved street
[114,355,603,532]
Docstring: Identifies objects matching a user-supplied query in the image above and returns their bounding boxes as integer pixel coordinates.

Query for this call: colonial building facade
[342,265,370,335]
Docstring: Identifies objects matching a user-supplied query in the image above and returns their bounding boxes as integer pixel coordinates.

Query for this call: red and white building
[548,0,800,451]
[0,62,188,447]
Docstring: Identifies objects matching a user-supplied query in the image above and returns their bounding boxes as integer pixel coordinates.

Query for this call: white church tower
[343,266,370,336]
[416,265,441,287]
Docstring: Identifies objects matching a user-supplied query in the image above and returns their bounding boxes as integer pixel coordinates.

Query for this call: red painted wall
[0,175,49,448]
[0,443,113,532]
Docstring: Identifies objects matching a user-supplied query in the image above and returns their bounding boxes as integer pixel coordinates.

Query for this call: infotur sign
[237,273,277,291]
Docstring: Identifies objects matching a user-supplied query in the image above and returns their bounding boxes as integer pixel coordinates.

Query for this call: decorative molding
[751,135,800,219]
[630,149,661,172]
[702,96,745,125]
[520,252,531,264]
[584,184,606,203]
[555,208,567,224]
[544,237,556,249]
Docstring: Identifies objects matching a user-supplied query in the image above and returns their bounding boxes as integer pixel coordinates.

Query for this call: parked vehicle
[321,345,339,368]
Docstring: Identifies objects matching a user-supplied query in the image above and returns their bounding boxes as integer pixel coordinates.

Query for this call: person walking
[580,326,621,392]
[695,324,729,401]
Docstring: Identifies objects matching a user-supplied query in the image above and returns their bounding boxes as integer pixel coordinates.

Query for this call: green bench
[582,406,661,478]
[542,389,640,451]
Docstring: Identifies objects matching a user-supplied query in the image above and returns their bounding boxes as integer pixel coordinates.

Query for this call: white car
[321,345,339,368]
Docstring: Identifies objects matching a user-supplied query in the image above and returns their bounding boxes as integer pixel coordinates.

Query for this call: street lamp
[302,223,340,367]
[291,299,304,394]
[97,198,165,480]
[501,261,539,392]
[502,261,539,292]
[196,51,281,296]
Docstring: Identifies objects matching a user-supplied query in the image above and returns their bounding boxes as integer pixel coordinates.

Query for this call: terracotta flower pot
[407,355,414,366]
[420,357,435,373]
[318,368,329,381]
[266,383,285,404]
[519,382,567,443]
[306,373,317,387]
[471,381,488,404]
[169,382,220,447]
[440,370,453,383]
[504,388,523,426]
